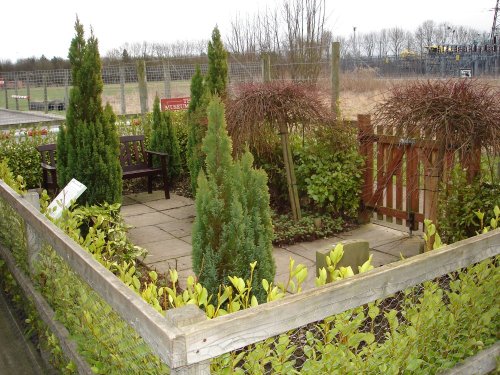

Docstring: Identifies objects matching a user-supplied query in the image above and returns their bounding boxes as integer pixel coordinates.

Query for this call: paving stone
[144,197,192,211]
[124,211,176,228]
[127,226,174,245]
[337,223,405,248]
[141,238,192,263]
[370,250,400,268]
[372,236,424,258]
[179,235,192,244]
[285,236,343,262]
[120,204,156,217]
[157,220,194,234]
[128,191,166,203]
[164,205,196,220]
[122,195,138,206]
[273,247,314,276]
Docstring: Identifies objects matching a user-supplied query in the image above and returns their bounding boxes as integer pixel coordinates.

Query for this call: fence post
[331,41,340,116]
[27,73,31,111]
[358,114,373,224]
[137,60,149,114]
[43,74,48,114]
[166,305,210,375]
[163,61,171,99]
[14,73,19,110]
[261,54,271,82]
[424,167,439,250]
[4,81,8,109]
[23,192,42,275]
[119,64,126,115]
[64,70,69,111]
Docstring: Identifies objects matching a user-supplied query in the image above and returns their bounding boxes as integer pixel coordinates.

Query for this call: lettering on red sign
[160,97,191,111]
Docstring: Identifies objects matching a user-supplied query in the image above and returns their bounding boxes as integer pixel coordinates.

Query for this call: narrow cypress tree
[187,66,208,194]
[207,26,228,98]
[149,95,181,180]
[192,98,275,302]
[57,18,122,205]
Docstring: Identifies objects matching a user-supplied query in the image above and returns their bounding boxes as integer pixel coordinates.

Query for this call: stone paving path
[122,191,424,290]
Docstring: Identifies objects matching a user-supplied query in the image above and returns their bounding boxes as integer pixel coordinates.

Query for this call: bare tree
[361,32,377,57]
[388,27,405,57]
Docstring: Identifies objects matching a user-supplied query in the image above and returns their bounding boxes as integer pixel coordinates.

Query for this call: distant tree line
[1,1,491,73]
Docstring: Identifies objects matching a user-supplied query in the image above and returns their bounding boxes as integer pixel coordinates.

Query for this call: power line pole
[492,0,499,44]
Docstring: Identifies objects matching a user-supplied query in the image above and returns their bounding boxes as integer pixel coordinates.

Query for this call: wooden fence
[357,114,481,232]
[0,180,499,374]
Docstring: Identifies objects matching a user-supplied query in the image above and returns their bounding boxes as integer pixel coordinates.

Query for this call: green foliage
[438,166,500,244]
[0,128,56,189]
[295,136,364,217]
[192,98,275,302]
[187,65,209,194]
[272,212,344,245]
[149,96,181,180]
[57,18,122,205]
[206,26,228,98]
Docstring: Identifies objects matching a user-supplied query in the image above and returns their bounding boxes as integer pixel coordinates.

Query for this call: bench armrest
[146,150,169,157]
[40,163,56,171]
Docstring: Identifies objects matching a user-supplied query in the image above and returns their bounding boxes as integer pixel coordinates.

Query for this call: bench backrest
[37,135,150,172]
[119,135,149,172]
[37,143,57,167]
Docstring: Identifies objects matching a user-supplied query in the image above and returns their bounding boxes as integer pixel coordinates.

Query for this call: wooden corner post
[358,114,373,224]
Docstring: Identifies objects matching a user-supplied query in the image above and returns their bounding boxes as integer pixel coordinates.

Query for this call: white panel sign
[47,178,87,219]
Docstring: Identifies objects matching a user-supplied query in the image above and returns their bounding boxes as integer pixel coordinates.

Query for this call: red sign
[160,97,190,111]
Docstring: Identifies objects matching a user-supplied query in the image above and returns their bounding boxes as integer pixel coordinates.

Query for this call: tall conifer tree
[207,26,228,98]
[57,18,122,205]
[192,98,275,302]
[149,95,181,180]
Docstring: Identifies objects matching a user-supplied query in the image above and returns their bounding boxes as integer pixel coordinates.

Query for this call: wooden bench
[37,134,170,199]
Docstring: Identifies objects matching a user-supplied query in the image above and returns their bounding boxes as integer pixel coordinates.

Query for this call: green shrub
[438,166,500,244]
[149,96,181,180]
[192,98,275,302]
[295,135,364,217]
[57,19,122,205]
[0,129,56,189]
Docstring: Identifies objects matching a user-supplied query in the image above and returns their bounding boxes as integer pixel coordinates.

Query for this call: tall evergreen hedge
[192,98,275,302]
[207,26,228,98]
[149,96,181,180]
[57,18,122,205]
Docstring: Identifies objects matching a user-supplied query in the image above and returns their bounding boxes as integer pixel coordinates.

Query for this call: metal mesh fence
[210,257,499,374]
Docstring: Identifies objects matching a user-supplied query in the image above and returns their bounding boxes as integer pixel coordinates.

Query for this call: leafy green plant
[438,166,500,244]
[295,132,364,218]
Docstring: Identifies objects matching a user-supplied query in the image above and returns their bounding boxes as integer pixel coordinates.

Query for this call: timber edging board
[180,229,500,364]
[0,181,185,368]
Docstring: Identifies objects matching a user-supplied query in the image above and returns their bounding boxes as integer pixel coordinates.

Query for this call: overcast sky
[1,0,496,61]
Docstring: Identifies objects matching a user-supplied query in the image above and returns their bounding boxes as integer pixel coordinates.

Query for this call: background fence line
[1,46,499,116]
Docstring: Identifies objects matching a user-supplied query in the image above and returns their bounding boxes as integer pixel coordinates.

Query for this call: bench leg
[147,176,153,194]
[160,159,170,200]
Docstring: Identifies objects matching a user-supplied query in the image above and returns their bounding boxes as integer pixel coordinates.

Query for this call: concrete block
[316,239,370,280]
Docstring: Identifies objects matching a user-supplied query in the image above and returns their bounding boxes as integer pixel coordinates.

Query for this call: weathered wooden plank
[395,161,403,225]
[376,122,385,220]
[0,181,183,368]
[441,342,500,375]
[375,206,424,223]
[181,229,500,364]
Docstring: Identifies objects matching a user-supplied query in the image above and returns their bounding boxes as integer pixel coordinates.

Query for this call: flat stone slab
[285,236,343,262]
[127,191,167,203]
[122,196,138,206]
[150,255,192,273]
[121,204,156,217]
[372,236,424,258]
[164,205,196,220]
[127,226,174,245]
[157,220,194,235]
[144,195,194,211]
[141,238,192,263]
[124,211,177,228]
[337,223,406,248]
[370,250,400,268]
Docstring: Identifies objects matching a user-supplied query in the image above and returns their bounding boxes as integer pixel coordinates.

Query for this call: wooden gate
[357,114,443,232]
